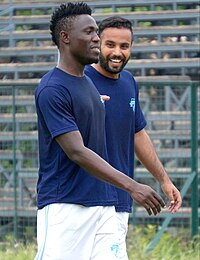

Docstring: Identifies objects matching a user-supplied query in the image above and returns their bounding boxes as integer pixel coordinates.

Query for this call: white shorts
[34,204,119,260]
[116,212,129,260]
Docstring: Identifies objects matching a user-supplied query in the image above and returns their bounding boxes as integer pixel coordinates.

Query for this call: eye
[106,42,114,48]
[121,44,130,50]
[85,29,92,35]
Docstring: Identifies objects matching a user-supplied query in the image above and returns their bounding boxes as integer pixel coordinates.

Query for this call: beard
[99,53,129,74]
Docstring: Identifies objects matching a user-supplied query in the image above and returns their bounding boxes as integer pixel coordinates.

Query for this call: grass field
[0,225,199,260]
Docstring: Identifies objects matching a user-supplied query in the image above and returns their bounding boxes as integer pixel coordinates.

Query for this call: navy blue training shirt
[35,67,117,209]
[85,65,147,212]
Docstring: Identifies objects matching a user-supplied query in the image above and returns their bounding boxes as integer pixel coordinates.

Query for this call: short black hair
[98,16,133,42]
[50,2,92,46]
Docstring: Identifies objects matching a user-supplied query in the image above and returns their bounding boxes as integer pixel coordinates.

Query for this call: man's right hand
[130,183,166,216]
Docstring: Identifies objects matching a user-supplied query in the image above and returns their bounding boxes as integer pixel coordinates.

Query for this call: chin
[86,57,99,65]
[93,58,99,64]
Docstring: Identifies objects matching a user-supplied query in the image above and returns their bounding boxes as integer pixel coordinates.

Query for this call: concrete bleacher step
[0,205,198,219]
[0,131,38,141]
[1,110,199,123]
[0,129,192,142]
[0,0,199,13]
[0,187,16,197]
[0,147,197,161]
[0,9,199,32]
[0,41,199,62]
[0,112,37,123]
[1,25,199,47]
[0,76,193,85]
[147,129,191,140]
[0,95,35,106]
[0,58,199,79]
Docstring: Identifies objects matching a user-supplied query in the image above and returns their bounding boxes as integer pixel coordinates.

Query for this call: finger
[101,95,110,101]
[146,200,162,215]
[171,193,182,213]
[165,189,179,210]
[169,200,175,209]
[168,201,177,213]
[149,196,163,214]
[169,199,182,213]
[151,206,159,216]
[153,193,166,208]
[155,203,162,213]
[144,204,152,216]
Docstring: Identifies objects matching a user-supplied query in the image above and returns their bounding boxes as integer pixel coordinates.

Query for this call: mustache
[109,55,124,60]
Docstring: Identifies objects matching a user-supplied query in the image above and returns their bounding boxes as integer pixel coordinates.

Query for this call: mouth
[91,46,100,54]
[108,57,124,68]
[109,59,122,64]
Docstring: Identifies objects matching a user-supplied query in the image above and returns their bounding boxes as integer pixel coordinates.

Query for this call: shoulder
[121,69,135,79]
[84,65,93,75]
[120,70,137,85]
[36,71,70,104]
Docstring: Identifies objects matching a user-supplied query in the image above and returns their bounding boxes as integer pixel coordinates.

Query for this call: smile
[110,59,122,63]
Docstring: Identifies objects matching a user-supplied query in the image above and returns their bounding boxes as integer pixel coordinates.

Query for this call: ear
[60,31,70,44]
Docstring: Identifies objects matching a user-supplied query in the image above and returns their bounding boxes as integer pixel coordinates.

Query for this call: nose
[112,46,121,56]
[92,32,100,42]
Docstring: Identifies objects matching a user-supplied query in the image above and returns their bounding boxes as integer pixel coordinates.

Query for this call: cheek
[100,48,111,59]
[73,37,88,48]
[123,50,131,60]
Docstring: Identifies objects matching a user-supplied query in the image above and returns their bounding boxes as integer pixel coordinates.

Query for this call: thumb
[164,189,175,208]
[101,95,110,102]
[167,192,175,208]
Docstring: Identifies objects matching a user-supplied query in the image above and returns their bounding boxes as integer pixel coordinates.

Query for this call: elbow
[65,146,85,165]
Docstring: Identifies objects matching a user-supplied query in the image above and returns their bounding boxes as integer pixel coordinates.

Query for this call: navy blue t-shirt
[35,67,117,209]
[85,65,147,212]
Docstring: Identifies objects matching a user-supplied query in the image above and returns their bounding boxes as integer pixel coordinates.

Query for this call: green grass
[0,226,199,260]
[0,243,37,260]
[127,225,200,260]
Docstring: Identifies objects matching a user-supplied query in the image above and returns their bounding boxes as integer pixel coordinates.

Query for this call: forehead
[72,14,98,30]
[101,27,132,43]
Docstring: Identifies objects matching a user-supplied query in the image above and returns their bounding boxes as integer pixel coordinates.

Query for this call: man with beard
[85,16,182,259]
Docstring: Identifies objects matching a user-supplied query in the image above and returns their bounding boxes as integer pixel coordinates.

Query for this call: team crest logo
[110,243,119,256]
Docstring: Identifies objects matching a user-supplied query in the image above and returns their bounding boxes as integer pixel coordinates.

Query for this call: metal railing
[0,80,199,247]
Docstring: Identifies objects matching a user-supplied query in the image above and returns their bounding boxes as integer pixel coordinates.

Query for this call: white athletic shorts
[34,203,119,260]
[116,212,129,260]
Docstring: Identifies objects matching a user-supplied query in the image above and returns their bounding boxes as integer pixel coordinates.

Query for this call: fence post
[191,82,199,238]
[12,86,17,239]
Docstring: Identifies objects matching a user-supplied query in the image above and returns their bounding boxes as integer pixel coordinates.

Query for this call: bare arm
[56,130,166,215]
[135,128,182,213]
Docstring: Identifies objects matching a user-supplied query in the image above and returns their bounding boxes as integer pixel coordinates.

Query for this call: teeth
[110,59,121,63]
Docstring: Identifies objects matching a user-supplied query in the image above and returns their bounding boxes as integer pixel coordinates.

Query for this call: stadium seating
[0,0,199,223]
[0,1,199,79]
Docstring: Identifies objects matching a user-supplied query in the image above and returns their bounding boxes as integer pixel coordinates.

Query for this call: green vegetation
[0,234,36,260]
[0,226,199,260]
[127,225,200,260]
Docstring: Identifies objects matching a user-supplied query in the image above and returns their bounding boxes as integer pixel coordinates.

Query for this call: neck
[58,55,84,77]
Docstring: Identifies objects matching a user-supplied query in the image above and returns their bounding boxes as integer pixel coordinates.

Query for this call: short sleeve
[36,86,78,138]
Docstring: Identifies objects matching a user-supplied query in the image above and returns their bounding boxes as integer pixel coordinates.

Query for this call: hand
[161,182,182,213]
[100,95,110,102]
[130,183,166,216]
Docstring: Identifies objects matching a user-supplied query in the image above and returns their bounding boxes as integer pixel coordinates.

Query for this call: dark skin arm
[135,129,182,213]
[56,130,166,216]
